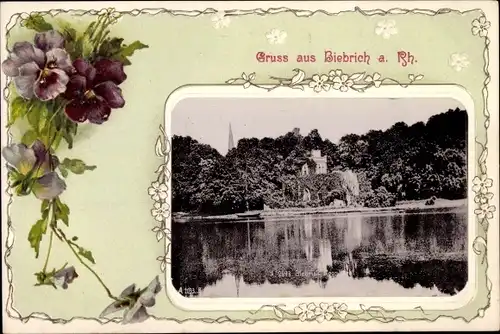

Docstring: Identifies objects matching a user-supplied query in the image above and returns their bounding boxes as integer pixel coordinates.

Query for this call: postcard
[1,1,499,333]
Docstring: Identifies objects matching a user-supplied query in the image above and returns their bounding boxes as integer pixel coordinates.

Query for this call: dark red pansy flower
[63,58,127,124]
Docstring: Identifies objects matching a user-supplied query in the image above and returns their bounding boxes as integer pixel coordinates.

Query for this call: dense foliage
[172,108,467,214]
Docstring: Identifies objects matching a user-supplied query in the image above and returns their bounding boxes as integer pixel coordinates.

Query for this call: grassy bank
[172,198,467,223]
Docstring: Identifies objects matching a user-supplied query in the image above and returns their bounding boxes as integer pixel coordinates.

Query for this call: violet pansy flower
[53,266,79,289]
[2,140,66,200]
[100,276,161,324]
[63,58,127,124]
[2,30,73,101]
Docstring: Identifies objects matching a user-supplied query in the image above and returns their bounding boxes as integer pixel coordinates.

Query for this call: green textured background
[3,8,491,323]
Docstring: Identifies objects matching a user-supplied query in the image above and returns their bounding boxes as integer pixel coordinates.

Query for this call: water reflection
[171,210,467,298]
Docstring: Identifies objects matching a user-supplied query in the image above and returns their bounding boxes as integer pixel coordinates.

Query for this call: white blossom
[308,74,330,93]
[211,11,230,29]
[314,303,335,322]
[148,181,168,202]
[474,192,493,205]
[449,53,470,72]
[331,74,354,92]
[474,204,495,220]
[266,29,287,45]
[332,303,348,319]
[151,202,170,222]
[364,72,383,87]
[471,16,491,37]
[472,175,493,194]
[375,20,398,39]
[294,303,316,321]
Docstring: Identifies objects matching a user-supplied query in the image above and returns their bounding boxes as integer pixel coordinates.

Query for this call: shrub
[360,186,396,208]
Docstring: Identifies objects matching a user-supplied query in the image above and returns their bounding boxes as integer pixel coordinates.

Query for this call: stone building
[301,150,328,176]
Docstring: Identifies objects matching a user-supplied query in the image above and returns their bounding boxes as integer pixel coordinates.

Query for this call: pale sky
[171,98,465,156]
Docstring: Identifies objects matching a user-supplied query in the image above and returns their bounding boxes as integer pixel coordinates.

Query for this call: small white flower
[294,303,317,321]
[332,303,348,319]
[471,16,491,37]
[211,11,230,29]
[364,72,383,87]
[148,181,168,202]
[331,74,354,92]
[151,202,170,222]
[375,20,398,39]
[474,203,496,220]
[328,69,343,79]
[472,175,493,194]
[266,29,287,45]
[152,225,171,242]
[474,192,493,205]
[449,53,470,72]
[314,303,335,322]
[308,74,330,93]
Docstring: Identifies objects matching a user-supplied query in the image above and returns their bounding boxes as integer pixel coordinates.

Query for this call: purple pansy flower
[53,266,79,289]
[100,276,161,324]
[2,140,66,200]
[1,30,73,101]
[63,58,127,124]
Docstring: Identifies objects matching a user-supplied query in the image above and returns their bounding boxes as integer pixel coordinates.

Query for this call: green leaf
[114,41,149,66]
[97,38,148,66]
[23,14,53,32]
[40,200,50,220]
[62,27,77,41]
[56,19,77,42]
[39,119,59,147]
[8,96,30,126]
[26,100,47,133]
[54,199,70,226]
[76,245,95,264]
[58,165,69,178]
[60,25,79,60]
[21,130,38,146]
[37,106,49,133]
[97,37,124,58]
[71,236,78,241]
[52,130,64,151]
[8,169,23,184]
[61,158,97,175]
[61,120,78,149]
[28,218,48,258]
[41,200,50,213]
[83,21,96,38]
[74,35,94,58]
[62,132,74,149]
[119,41,149,58]
[112,54,131,66]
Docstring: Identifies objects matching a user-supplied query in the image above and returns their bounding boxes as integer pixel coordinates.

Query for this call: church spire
[228,123,235,151]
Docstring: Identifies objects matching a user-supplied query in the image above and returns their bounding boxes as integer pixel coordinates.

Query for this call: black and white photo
[170,97,468,298]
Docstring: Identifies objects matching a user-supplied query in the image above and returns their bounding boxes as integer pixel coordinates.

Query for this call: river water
[171,209,467,298]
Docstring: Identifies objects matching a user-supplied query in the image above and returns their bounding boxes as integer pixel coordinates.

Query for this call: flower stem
[42,231,54,273]
[54,226,120,301]
[41,200,58,273]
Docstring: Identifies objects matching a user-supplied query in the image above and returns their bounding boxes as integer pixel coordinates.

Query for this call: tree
[171,108,468,214]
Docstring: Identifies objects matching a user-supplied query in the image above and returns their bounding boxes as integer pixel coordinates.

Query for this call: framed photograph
[1,1,498,333]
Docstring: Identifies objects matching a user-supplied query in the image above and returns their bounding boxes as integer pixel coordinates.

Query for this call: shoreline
[173,198,467,223]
